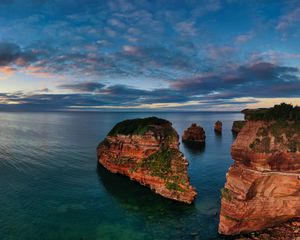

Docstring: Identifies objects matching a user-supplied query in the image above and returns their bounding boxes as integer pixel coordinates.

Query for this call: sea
[0,111,243,240]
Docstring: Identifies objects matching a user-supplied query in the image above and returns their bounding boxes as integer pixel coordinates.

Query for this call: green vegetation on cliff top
[232,120,246,130]
[242,103,300,121]
[108,117,173,136]
[242,103,300,153]
[249,120,300,153]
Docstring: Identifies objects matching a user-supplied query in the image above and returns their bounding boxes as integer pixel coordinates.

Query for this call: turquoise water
[0,112,243,240]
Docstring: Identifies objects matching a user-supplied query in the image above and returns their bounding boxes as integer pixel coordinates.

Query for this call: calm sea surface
[0,112,243,240]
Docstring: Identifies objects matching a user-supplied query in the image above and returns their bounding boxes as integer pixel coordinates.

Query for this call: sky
[1,0,300,111]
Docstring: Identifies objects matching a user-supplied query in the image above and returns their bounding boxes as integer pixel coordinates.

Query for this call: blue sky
[0,0,300,111]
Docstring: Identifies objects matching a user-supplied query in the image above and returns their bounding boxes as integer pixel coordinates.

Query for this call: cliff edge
[219,103,300,235]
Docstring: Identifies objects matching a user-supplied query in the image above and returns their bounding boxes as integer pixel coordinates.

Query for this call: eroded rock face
[182,123,206,144]
[219,120,300,235]
[97,117,197,204]
[214,121,222,133]
[231,120,246,134]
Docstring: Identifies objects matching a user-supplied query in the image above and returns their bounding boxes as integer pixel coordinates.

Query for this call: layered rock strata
[97,117,197,204]
[219,119,300,235]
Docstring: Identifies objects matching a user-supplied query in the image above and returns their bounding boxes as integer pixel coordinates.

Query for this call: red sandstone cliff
[97,117,197,204]
[219,120,300,235]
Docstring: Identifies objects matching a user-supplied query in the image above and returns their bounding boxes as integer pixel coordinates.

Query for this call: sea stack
[97,117,197,204]
[182,123,206,145]
[214,120,222,133]
[219,103,300,235]
[231,120,246,134]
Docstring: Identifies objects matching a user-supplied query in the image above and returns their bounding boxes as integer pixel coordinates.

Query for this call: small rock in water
[182,123,206,145]
[214,120,222,133]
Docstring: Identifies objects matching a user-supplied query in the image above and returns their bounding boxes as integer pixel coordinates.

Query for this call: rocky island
[214,120,222,133]
[182,123,206,145]
[219,103,300,236]
[97,117,197,204]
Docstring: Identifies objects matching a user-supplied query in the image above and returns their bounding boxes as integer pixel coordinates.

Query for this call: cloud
[191,0,222,18]
[276,6,300,31]
[108,18,126,28]
[171,62,300,98]
[0,66,16,75]
[0,40,200,81]
[0,1,221,81]
[33,88,50,93]
[122,45,139,55]
[1,0,300,111]
[0,42,37,74]
[58,82,105,92]
[250,50,300,64]
[235,32,254,44]
[0,90,258,111]
[0,42,21,66]
[206,45,235,61]
[1,61,298,111]
[175,21,197,36]
[105,28,117,37]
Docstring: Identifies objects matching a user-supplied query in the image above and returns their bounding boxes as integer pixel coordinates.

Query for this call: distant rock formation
[97,117,197,204]
[214,120,222,133]
[182,123,206,145]
[219,103,300,235]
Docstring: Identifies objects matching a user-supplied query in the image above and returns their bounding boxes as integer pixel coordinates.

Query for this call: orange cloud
[0,66,16,80]
[23,66,53,78]
[0,66,15,75]
[15,57,27,66]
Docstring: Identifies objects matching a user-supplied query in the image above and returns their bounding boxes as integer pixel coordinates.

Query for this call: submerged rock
[97,117,197,204]
[231,120,246,134]
[182,123,206,145]
[219,104,300,235]
[214,121,222,133]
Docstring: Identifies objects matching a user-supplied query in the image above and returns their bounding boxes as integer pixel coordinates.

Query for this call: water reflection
[182,142,206,154]
[214,131,223,146]
[214,130,222,136]
[97,164,196,218]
